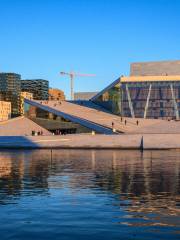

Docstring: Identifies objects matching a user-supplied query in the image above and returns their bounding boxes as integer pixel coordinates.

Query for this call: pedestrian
[125,119,127,125]
[121,117,123,122]
[112,121,114,129]
[136,120,139,126]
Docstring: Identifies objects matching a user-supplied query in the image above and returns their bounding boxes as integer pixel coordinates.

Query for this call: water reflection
[0,150,50,204]
[0,149,180,238]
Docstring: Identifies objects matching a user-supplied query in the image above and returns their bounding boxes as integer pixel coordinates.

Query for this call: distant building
[21,79,49,100]
[74,92,98,100]
[0,73,21,117]
[130,60,180,76]
[21,91,33,100]
[49,88,65,101]
[0,101,11,121]
[20,92,33,115]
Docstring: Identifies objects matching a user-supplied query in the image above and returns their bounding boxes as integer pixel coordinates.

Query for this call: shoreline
[0,134,180,150]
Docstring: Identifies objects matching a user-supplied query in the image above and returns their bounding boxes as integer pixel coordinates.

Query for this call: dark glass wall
[94,82,122,115]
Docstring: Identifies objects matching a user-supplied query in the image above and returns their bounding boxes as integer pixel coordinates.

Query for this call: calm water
[0,149,180,240]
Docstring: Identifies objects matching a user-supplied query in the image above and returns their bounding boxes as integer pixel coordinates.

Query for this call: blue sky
[0,0,180,98]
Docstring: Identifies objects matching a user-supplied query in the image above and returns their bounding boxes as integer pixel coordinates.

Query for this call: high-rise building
[0,73,21,117]
[0,101,11,121]
[21,79,49,100]
[49,88,65,101]
[20,92,33,115]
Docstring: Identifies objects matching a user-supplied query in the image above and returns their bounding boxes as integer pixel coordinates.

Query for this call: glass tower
[0,73,21,117]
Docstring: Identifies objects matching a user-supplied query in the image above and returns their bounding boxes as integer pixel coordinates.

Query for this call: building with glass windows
[49,88,65,101]
[0,101,11,121]
[20,92,33,115]
[21,79,49,100]
[19,60,180,136]
[74,92,98,100]
[92,61,180,120]
[0,73,21,117]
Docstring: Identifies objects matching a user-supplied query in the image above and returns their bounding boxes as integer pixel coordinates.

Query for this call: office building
[0,101,11,121]
[49,88,65,101]
[74,92,98,100]
[0,73,21,117]
[21,79,49,100]
[21,91,33,100]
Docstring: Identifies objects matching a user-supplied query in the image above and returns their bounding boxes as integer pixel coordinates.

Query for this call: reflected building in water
[0,149,180,226]
[0,151,50,204]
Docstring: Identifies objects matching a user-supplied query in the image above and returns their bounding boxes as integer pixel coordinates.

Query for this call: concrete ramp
[25,99,117,134]
[25,99,180,134]
[0,116,51,136]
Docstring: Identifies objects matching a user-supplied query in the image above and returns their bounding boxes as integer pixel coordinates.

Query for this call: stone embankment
[0,134,180,150]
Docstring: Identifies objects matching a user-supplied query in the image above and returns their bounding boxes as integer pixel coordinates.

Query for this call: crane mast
[70,73,74,101]
[60,71,96,100]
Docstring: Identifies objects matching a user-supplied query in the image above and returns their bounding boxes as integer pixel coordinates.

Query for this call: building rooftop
[121,75,180,82]
[0,116,52,136]
[74,92,98,100]
[130,60,180,76]
[25,99,180,134]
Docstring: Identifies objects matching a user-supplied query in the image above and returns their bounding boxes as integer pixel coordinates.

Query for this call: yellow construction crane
[60,71,96,100]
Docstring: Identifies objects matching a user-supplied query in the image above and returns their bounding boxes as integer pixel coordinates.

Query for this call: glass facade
[0,73,21,117]
[21,79,49,100]
[93,81,122,115]
[93,79,180,120]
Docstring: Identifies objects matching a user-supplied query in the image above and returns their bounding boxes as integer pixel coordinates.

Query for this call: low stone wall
[0,134,180,150]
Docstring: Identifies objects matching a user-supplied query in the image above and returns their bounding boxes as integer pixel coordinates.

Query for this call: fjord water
[0,150,179,240]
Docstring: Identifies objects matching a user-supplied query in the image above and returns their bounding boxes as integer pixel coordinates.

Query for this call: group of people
[111,118,139,129]
[40,100,62,105]
[31,130,43,136]
[54,101,62,107]
[54,129,62,135]
[40,101,49,104]
[40,100,63,108]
